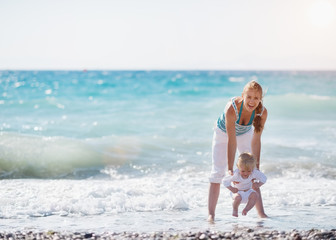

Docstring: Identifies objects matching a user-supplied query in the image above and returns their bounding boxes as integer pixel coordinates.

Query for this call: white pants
[209,126,253,183]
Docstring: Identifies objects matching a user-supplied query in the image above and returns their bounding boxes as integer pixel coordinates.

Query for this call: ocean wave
[1,129,335,180]
[228,77,245,83]
[0,132,129,179]
[0,172,199,219]
[265,93,336,106]
[262,160,336,179]
[0,132,211,179]
[265,93,336,115]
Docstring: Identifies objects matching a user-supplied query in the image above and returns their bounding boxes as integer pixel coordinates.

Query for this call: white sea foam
[309,94,332,100]
[228,77,245,82]
[0,166,335,218]
[0,171,203,219]
[0,169,335,232]
[265,93,336,108]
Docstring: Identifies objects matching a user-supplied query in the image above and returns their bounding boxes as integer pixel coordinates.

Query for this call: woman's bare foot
[207,215,215,223]
[258,213,268,218]
[232,209,238,217]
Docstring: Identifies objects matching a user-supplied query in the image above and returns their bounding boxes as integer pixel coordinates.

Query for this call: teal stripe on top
[217,98,255,136]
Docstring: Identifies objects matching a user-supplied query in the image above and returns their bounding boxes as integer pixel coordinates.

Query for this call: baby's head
[237,153,256,178]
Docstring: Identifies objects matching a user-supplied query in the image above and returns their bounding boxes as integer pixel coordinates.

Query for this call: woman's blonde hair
[237,152,256,170]
[243,80,264,133]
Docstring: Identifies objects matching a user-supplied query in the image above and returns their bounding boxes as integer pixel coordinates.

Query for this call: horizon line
[1,68,336,72]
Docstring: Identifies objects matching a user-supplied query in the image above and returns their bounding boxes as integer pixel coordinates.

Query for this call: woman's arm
[252,169,267,190]
[225,105,237,174]
[251,108,268,169]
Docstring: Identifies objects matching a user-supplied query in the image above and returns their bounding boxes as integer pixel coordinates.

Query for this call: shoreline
[0,229,335,240]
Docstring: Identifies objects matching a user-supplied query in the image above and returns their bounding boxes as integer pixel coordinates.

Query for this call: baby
[223,152,267,217]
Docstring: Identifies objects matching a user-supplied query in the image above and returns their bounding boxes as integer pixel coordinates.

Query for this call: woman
[208,80,268,221]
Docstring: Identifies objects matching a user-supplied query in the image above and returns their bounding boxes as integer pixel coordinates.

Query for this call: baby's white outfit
[223,169,267,203]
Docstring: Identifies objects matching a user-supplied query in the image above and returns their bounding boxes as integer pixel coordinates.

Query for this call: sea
[0,70,335,233]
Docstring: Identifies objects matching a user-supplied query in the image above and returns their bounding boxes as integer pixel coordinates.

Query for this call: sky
[0,0,336,70]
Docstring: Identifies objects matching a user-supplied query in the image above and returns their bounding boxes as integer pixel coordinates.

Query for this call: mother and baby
[208,80,268,221]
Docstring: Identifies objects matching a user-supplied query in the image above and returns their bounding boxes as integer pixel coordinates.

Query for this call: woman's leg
[208,127,228,222]
[208,183,220,222]
[254,188,268,218]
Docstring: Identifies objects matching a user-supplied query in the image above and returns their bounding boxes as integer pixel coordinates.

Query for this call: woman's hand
[252,179,263,190]
[228,169,234,176]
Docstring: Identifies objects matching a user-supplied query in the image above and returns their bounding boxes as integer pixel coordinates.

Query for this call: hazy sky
[1,0,336,70]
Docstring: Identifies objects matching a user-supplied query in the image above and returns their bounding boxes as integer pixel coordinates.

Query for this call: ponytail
[253,102,263,133]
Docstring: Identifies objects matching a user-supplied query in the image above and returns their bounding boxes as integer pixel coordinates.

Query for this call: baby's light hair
[237,152,256,170]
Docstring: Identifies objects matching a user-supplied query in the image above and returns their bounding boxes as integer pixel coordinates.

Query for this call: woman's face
[242,89,262,112]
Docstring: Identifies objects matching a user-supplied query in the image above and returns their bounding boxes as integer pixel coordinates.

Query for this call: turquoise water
[0,70,335,232]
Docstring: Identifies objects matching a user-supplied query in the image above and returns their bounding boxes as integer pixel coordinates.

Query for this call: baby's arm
[223,172,239,193]
[227,185,238,193]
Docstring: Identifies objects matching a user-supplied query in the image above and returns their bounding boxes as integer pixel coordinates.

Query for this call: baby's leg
[242,192,257,216]
[232,193,242,217]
